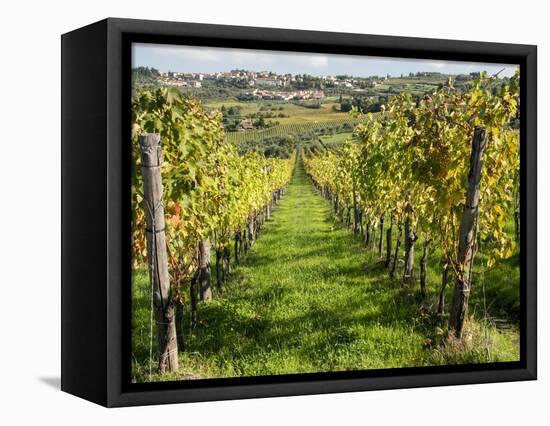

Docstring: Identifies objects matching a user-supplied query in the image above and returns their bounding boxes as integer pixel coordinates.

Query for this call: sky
[132,43,519,78]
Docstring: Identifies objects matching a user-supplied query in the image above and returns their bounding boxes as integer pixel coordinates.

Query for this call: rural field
[131,49,520,383]
[132,159,519,381]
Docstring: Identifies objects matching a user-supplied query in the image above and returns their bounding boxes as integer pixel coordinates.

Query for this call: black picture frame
[61,17,537,407]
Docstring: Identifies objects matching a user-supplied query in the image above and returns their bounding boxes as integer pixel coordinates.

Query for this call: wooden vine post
[139,133,179,373]
[353,190,361,236]
[199,238,212,301]
[449,127,487,338]
[403,202,416,285]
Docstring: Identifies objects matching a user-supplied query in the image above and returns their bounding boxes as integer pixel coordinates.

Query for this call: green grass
[319,132,354,146]
[205,100,345,124]
[268,103,344,124]
[132,159,520,382]
[206,99,359,126]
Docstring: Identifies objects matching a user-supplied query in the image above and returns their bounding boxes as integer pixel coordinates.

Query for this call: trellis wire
[146,197,156,381]
[473,203,490,363]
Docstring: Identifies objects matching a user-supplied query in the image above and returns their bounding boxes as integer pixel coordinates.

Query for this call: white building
[255,78,283,87]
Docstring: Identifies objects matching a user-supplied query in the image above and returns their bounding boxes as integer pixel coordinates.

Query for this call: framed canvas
[61,18,537,407]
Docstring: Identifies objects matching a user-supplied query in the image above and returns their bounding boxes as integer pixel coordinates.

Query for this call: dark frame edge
[61,18,110,406]
[523,44,537,380]
[108,366,535,407]
[105,17,536,60]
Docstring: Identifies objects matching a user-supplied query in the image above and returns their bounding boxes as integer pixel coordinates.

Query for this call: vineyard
[131,72,520,382]
[225,116,366,144]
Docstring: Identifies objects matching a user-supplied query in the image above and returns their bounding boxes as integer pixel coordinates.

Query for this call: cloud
[155,45,221,62]
[283,52,329,68]
[307,55,330,67]
[227,50,276,66]
[429,61,446,69]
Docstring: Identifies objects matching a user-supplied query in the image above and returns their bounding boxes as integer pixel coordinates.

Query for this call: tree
[340,98,353,112]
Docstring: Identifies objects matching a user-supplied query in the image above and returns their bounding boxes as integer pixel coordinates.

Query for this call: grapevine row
[303,72,520,338]
[131,88,295,370]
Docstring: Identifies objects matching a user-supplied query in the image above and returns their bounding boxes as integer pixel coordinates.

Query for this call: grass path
[132,158,519,382]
